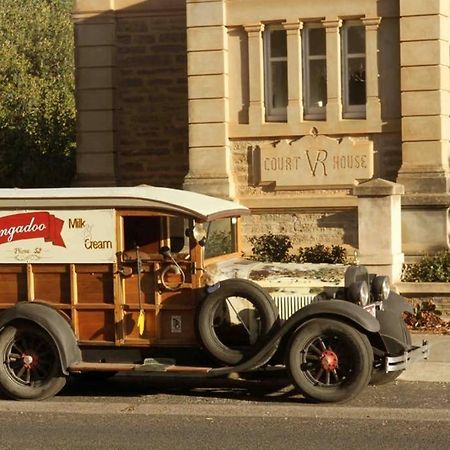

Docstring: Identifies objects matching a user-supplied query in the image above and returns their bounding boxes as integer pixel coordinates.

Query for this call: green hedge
[402,251,450,282]
[249,233,348,264]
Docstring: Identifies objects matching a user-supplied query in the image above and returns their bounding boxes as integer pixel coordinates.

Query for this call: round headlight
[192,223,207,245]
[372,276,390,302]
[348,281,369,306]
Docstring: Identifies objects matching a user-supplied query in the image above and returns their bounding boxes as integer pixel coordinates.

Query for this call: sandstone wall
[74,0,188,188]
[116,12,188,187]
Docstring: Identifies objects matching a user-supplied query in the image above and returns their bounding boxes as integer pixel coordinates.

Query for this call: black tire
[197,279,278,365]
[0,323,67,400]
[287,318,373,403]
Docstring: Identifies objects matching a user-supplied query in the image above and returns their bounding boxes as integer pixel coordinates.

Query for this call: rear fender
[0,302,82,375]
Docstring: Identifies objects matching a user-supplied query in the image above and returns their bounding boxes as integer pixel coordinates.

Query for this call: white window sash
[264,26,288,122]
[342,21,366,118]
[303,25,327,120]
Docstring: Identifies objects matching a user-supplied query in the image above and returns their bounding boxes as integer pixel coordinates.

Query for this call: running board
[69,359,212,375]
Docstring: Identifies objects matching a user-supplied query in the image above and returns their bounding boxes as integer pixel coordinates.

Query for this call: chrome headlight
[348,281,369,306]
[192,223,207,245]
[371,276,390,302]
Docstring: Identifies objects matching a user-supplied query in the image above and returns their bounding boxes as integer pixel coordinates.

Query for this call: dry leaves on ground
[404,302,450,334]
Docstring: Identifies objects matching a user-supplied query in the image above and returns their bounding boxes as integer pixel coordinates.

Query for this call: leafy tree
[0,0,75,187]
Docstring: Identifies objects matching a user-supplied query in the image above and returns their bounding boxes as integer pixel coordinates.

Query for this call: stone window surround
[234,16,382,139]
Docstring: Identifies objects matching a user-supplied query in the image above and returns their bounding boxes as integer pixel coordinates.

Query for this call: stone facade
[73,0,450,258]
[73,0,188,188]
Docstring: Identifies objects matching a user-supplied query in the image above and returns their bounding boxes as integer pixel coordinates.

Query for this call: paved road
[0,376,448,450]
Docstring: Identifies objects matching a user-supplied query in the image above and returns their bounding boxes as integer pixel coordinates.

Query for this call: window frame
[302,23,327,120]
[341,20,367,119]
[263,25,288,122]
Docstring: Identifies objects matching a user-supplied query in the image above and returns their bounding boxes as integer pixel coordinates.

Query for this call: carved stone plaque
[256,135,374,189]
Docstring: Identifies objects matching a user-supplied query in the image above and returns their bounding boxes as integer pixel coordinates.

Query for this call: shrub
[248,234,348,264]
[249,233,293,262]
[402,251,450,282]
[297,244,348,264]
[0,0,75,187]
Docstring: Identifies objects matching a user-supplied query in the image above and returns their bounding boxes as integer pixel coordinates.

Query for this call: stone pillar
[397,0,450,193]
[73,2,117,186]
[397,0,450,255]
[362,17,382,126]
[245,24,265,129]
[183,0,235,199]
[354,179,405,283]
[284,21,303,125]
[323,18,342,122]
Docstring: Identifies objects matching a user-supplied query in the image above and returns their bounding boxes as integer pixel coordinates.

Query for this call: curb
[398,333,450,383]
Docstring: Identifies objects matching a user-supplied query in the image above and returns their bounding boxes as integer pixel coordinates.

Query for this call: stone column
[73,2,117,186]
[397,0,450,255]
[354,179,405,283]
[398,0,450,193]
[183,0,235,199]
[245,24,265,129]
[322,18,342,122]
[284,21,303,125]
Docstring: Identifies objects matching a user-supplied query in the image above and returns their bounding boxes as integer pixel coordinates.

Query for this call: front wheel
[0,323,67,400]
[287,318,373,403]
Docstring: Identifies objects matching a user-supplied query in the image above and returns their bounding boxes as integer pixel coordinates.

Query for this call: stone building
[73,0,450,258]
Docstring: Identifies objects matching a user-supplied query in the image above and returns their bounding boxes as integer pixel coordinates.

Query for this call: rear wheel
[287,318,373,403]
[0,323,67,400]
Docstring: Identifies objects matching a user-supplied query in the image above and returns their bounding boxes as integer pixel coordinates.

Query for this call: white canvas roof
[0,185,249,221]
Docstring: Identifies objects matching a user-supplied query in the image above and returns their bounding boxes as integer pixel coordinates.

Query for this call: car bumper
[385,341,430,372]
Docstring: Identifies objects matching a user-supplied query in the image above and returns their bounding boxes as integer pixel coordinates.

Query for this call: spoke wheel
[0,324,66,400]
[287,318,373,403]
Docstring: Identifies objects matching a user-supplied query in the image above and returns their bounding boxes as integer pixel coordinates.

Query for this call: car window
[204,218,238,259]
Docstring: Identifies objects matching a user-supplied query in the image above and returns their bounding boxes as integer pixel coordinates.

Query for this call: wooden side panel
[76,265,114,304]
[0,265,27,305]
[33,265,71,305]
[121,309,157,341]
[159,310,196,343]
[77,310,115,342]
[123,270,156,305]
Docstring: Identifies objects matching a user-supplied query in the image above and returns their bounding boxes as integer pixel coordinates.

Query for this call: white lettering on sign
[0,209,116,263]
[0,217,46,242]
[258,135,373,189]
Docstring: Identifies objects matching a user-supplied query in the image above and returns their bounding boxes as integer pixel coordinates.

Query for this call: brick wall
[116,13,188,188]
[240,211,358,257]
[74,0,189,188]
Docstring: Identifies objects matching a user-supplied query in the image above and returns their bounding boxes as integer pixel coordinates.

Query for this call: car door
[116,213,198,346]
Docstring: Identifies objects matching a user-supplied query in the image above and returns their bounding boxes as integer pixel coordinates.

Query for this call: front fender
[284,299,380,334]
[384,291,414,314]
[0,302,82,375]
[210,299,379,376]
[375,291,413,354]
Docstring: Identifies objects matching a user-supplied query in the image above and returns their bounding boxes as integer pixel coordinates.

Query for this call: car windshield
[204,217,238,259]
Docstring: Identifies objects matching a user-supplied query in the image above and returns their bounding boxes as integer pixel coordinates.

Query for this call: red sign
[0,212,65,247]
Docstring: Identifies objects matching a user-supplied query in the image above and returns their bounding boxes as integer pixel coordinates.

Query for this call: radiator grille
[271,293,315,320]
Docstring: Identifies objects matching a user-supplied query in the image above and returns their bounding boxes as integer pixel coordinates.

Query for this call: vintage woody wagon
[0,186,428,402]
